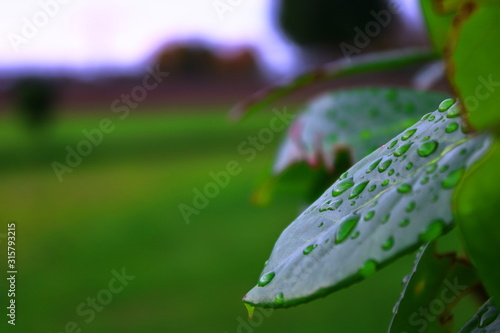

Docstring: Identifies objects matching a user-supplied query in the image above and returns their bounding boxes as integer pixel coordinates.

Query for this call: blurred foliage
[12,76,58,129]
[277,0,388,47]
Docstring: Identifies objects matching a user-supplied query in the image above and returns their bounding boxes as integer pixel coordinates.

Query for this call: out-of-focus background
[0,1,474,332]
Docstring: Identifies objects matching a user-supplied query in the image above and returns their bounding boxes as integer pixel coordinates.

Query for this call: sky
[0,0,422,77]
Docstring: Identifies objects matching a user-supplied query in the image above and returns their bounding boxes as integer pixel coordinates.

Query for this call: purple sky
[0,0,422,77]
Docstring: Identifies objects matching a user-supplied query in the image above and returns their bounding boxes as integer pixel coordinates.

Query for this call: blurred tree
[153,43,260,79]
[12,77,58,129]
[277,0,388,48]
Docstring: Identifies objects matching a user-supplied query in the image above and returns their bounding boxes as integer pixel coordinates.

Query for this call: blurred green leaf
[458,299,500,332]
[230,47,438,120]
[446,2,500,129]
[389,242,479,333]
[421,0,456,52]
[244,100,492,308]
[455,133,500,302]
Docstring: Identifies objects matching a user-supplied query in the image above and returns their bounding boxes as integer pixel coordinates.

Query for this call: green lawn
[0,108,477,332]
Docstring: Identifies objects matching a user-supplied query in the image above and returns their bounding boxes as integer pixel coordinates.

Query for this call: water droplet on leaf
[419,220,446,242]
[438,98,455,112]
[442,168,465,189]
[399,218,410,227]
[446,106,460,118]
[382,236,395,250]
[445,122,459,133]
[303,244,317,255]
[366,158,382,173]
[258,272,275,287]
[335,215,360,244]
[394,143,412,157]
[275,293,284,304]
[364,211,375,221]
[359,260,377,278]
[406,201,416,213]
[332,178,355,197]
[398,184,412,194]
[349,181,370,199]
[378,159,393,173]
[402,129,417,140]
[417,141,438,157]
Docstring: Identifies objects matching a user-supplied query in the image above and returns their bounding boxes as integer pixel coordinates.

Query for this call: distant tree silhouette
[13,77,58,129]
[153,43,260,79]
[277,0,387,48]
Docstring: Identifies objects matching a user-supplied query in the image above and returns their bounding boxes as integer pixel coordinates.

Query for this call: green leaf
[455,133,500,302]
[421,0,457,52]
[458,299,500,333]
[272,88,449,175]
[446,2,500,129]
[389,242,479,333]
[230,47,439,120]
[244,100,492,308]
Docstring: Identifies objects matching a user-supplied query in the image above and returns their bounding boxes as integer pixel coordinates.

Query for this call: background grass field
[0,107,477,333]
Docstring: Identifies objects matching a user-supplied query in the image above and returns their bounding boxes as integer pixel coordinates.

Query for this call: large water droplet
[398,184,412,194]
[417,141,439,157]
[420,177,429,185]
[332,178,355,197]
[349,181,370,199]
[339,172,349,180]
[368,185,377,192]
[351,231,360,239]
[381,180,390,187]
[442,168,465,189]
[394,143,412,157]
[402,129,417,141]
[378,160,393,173]
[359,260,377,278]
[445,122,459,133]
[382,236,395,250]
[258,272,275,287]
[446,106,460,118]
[335,215,360,244]
[406,162,413,170]
[303,244,317,255]
[366,158,382,173]
[438,98,455,112]
[388,169,395,176]
[364,211,375,221]
[419,220,446,242]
